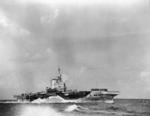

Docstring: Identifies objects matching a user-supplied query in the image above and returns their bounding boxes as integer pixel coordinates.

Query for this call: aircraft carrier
[14,68,119,103]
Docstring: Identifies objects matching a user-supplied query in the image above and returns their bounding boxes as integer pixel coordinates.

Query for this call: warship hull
[14,89,119,103]
[14,68,119,103]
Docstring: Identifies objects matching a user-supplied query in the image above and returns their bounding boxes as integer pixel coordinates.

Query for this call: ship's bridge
[50,68,66,92]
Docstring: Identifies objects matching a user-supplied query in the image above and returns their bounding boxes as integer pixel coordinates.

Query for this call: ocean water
[0,99,150,116]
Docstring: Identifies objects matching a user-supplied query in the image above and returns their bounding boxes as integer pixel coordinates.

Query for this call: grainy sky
[0,0,150,99]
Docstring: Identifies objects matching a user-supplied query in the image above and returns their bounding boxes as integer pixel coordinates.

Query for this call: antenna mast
[58,67,62,81]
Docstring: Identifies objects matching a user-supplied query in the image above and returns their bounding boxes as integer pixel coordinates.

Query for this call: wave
[64,104,138,115]
[31,96,83,104]
[64,104,89,112]
[19,105,64,116]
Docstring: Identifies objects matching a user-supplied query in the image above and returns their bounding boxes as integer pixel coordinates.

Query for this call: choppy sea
[0,99,150,116]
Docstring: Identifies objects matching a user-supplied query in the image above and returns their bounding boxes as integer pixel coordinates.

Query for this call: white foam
[31,98,47,103]
[20,105,63,116]
[64,104,78,112]
[48,95,65,103]
[31,96,65,103]
[31,96,82,103]
[104,100,114,104]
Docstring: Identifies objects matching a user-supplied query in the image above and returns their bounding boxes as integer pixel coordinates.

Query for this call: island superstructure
[14,68,119,103]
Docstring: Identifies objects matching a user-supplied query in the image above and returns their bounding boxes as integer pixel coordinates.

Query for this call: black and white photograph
[0,0,150,116]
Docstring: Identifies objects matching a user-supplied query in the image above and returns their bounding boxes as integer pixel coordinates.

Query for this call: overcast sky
[0,0,150,99]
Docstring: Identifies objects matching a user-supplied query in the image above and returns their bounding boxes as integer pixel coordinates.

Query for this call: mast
[58,67,62,81]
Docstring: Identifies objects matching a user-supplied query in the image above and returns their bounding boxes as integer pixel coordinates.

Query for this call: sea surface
[0,99,150,116]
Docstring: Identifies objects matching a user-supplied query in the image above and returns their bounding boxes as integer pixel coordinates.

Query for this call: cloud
[0,10,31,98]
[40,9,59,24]
[0,11,30,38]
[0,10,30,69]
[14,0,144,7]
[140,50,150,92]
[140,71,150,91]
